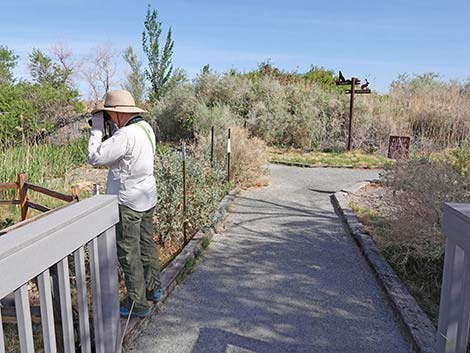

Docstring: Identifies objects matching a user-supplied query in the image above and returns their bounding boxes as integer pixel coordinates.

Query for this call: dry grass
[197,126,271,188]
[351,145,470,322]
[269,146,391,169]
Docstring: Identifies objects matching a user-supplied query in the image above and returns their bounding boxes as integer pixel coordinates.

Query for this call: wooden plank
[38,269,58,353]
[97,228,120,353]
[0,200,20,205]
[0,201,78,235]
[89,238,105,353]
[14,285,35,353]
[0,307,5,353]
[57,258,76,353]
[456,250,470,350]
[74,247,92,353]
[26,183,74,202]
[26,201,51,213]
[0,182,18,190]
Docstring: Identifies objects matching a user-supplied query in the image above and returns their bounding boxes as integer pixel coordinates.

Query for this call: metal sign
[388,136,410,159]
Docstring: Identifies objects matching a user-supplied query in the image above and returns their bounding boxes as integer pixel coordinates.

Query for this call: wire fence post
[227,128,231,183]
[182,142,187,243]
[18,173,30,221]
[210,126,214,167]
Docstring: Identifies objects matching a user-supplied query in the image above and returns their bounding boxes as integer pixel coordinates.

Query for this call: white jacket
[88,117,157,212]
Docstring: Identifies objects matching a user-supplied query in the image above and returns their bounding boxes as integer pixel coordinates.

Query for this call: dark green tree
[0,46,18,84]
[142,5,174,102]
[304,65,337,90]
[29,49,71,88]
[122,46,146,105]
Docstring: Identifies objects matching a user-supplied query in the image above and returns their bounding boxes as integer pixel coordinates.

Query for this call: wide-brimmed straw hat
[91,90,147,114]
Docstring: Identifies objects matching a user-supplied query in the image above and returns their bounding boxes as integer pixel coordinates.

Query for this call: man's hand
[91,111,105,133]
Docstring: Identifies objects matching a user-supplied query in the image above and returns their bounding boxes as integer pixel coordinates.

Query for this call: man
[88,90,162,318]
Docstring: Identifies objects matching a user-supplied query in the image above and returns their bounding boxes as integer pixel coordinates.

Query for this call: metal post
[227,129,231,183]
[347,77,356,151]
[18,173,30,220]
[182,142,187,243]
[210,126,214,166]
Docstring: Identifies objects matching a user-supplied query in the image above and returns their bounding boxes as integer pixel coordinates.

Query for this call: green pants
[116,204,161,311]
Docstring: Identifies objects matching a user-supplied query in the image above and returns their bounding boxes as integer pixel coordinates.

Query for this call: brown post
[70,185,80,201]
[347,77,356,151]
[18,173,31,220]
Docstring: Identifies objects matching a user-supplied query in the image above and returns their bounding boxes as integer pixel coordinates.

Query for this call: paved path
[131,165,415,353]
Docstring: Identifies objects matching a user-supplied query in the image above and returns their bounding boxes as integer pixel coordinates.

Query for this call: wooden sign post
[336,72,371,150]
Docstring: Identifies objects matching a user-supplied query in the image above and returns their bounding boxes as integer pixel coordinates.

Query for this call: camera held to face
[88,111,118,141]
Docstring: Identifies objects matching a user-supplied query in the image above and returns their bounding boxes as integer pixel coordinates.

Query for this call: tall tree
[0,46,18,84]
[122,46,146,105]
[142,5,174,102]
[29,49,70,88]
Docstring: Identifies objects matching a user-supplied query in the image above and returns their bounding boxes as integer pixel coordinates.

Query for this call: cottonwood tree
[82,45,117,103]
[0,46,18,84]
[122,46,145,105]
[29,49,72,88]
[142,5,174,102]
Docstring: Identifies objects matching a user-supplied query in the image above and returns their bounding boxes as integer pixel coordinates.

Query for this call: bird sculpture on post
[338,71,345,82]
[361,79,369,90]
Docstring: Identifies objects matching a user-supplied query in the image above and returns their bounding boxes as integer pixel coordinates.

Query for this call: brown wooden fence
[0,173,80,221]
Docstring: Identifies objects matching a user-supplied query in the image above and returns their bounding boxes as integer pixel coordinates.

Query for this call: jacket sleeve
[88,129,129,167]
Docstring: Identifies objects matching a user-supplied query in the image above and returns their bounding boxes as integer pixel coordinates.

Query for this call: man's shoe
[119,306,150,318]
[147,288,163,302]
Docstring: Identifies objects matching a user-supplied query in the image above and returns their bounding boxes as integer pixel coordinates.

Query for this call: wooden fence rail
[0,173,79,221]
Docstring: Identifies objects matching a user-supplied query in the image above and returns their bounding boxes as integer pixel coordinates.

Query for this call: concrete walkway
[131,165,415,353]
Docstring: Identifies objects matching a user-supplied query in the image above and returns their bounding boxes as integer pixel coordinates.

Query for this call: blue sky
[1,0,469,94]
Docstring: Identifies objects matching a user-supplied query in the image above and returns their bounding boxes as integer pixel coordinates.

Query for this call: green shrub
[0,81,84,148]
[155,148,227,244]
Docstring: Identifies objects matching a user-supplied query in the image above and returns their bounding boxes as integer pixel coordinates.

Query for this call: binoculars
[88,111,118,141]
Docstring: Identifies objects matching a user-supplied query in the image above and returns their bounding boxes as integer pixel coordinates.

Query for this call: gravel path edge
[331,183,436,353]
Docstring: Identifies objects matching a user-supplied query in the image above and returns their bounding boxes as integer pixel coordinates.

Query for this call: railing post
[97,227,120,353]
[91,184,120,353]
[18,173,31,220]
[436,203,470,353]
[70,185,80,201]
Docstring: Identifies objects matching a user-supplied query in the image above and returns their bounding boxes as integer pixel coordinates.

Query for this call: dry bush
[379,150,470,319]
[197,126,270,187]
[148,71,470,154]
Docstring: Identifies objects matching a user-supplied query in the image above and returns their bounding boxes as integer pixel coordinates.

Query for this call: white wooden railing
[437,202,470,353]
[0,195,120,353]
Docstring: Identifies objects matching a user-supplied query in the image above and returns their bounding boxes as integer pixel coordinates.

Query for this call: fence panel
[0,195,120,353]
[436,203,470,353]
